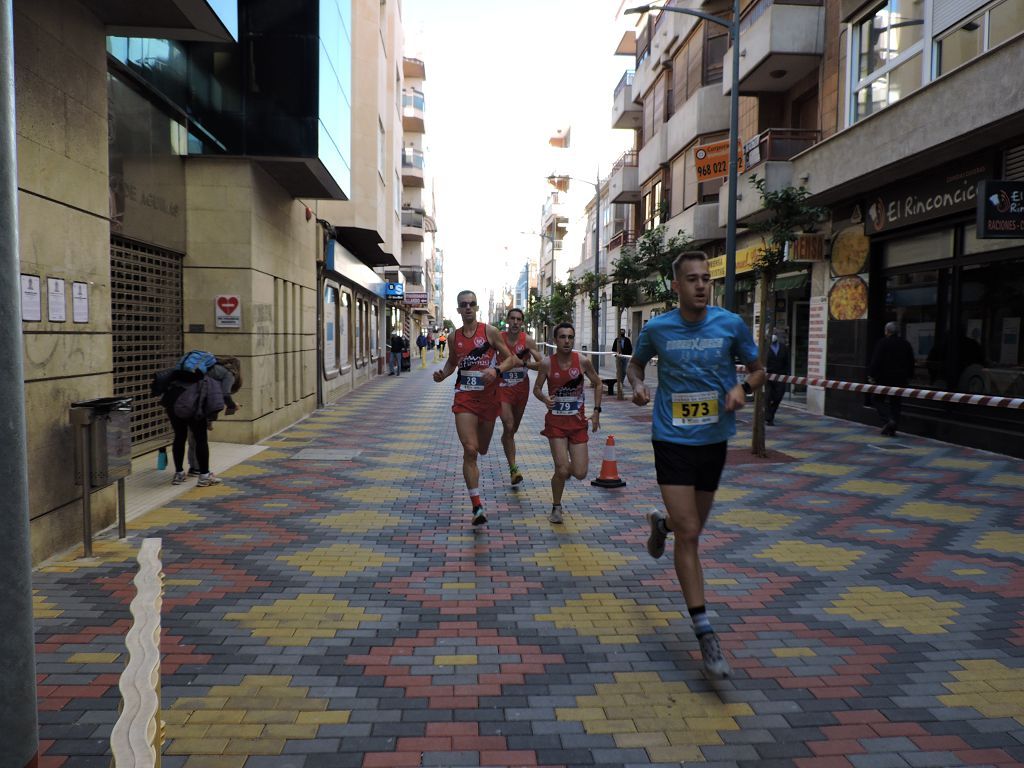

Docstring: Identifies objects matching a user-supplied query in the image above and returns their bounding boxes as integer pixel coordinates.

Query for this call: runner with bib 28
[627,250,765,678]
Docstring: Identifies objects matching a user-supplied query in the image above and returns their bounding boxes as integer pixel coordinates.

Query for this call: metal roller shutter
[1005,144,1024,181]
[110,236,183,454]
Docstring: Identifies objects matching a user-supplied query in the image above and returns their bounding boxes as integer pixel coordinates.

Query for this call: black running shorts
[652,440,728,491]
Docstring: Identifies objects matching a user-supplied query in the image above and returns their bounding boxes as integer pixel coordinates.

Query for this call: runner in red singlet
[433,290,516,527]
[499,308,542,487]
[532,322,603,524]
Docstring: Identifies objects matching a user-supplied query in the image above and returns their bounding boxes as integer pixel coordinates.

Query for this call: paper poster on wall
[215,294,242,328]
[72,282,90,323]
[47,278,66,322]
[20,274,41,321]
[807,296,828,382]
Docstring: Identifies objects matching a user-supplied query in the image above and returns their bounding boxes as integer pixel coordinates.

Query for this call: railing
[401,148,425,169]
[110,538,164,768]
[742,128,820,170]
[402,89,425,112]
[607,229,636,250]
[611,149,639,173]
[614,70,635,99]
[402,211,424,229]
[740,0,823,33]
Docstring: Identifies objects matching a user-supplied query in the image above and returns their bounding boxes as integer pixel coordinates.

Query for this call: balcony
[402,89,425,134]
[719,136,815,226]
[742,128,819,172]
[401,148,425,188]
[671,202,722,244]
[612,71,641,130]
[666,84,730,153]
[638,129,667,187]
[402,211,425,242]
[723,0,825,95]
[608,150,640,204]
[403,57,426,80]
[607,228,636,252]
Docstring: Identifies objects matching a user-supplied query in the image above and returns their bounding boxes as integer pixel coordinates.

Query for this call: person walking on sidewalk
[437,330,447,358]
[764,329,789,426]
[868,321,915,436]
[614,328,633,395]
[533,322,603,524]
[626,251,765,677]
[433,290,516,527]
[499,307,543,486]
[389,331,404,376]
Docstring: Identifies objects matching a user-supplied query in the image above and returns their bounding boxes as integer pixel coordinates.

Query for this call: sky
[402,0,635,324]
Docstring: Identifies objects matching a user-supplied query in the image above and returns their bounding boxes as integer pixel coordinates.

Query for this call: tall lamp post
[547,172,603,374]
[626,1,740,311]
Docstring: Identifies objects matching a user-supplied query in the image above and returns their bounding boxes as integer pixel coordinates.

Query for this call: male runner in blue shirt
[627,251,765,677]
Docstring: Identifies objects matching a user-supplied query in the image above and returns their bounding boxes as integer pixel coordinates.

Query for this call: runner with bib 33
[627,251,764,678]
[499,307,543,487]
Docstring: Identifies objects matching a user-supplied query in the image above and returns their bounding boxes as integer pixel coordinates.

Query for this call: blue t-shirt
[633,306,759,445]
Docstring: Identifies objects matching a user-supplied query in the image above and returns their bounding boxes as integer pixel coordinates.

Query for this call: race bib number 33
[671,390,719,426]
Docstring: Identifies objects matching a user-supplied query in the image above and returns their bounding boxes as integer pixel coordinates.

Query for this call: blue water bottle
[157,447,167,471]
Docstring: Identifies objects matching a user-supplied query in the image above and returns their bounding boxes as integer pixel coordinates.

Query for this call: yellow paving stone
[314,510,402,533]
[940,660,1024,724]
[518,514,602,534]
[713,487,750,502]
[222,738,286,755]
[717,508,798,531]
[895,500,981,523]
[584,719,638,734]
[373,452,419,465]
[666,729,725,745]
[32,591,61,619]
[219,463,269,478]
[974,530,1024,555]
[166,578,203,586]
[954,568,986,576]
[67,652,119,664]
[40,539,139,572]
[991,473,1024,489]
[356,467,418,481]
[253,449,295,459]
[435,655,477,666]
[341,487,412,503]
[755,540,863,571]
[524,544,636,577]
[790,462,854,477]
[165,738,231,755]
[773,647,816,658]
[171,696,229,710]
[129,506,202,530]
[260,724,319,739]
[277,545,399,577]
[615,731,669,748]
[296,710,351,724]
[204,724,264,739]
[646,745,707,762]
[182,757,246,768]
[240,710,299,724]
[442,582,476,590]
[187,710,247,725]
[707,578,739,586]
[180,482,239,500]
[836,479,912,496]
[826,586,961,634]
[931,456,991,470]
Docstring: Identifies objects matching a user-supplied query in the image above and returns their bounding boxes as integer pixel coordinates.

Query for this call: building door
[791,300,810,401]
[110,236,183,455]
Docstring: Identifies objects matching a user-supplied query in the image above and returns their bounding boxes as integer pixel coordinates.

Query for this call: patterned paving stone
[31,369,1024,766]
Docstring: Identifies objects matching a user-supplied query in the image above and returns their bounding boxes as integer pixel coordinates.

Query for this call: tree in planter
[746,175,826,457]
[524,278,580,343]
[613,224,694,312]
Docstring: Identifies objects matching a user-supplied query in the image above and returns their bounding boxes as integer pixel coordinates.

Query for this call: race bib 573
[671,390,718,426]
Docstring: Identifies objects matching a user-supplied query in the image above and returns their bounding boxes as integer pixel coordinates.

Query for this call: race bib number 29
[671,390,718,426]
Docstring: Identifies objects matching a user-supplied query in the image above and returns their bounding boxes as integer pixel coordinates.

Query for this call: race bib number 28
[671,390,718,426]
[460,371,485,391]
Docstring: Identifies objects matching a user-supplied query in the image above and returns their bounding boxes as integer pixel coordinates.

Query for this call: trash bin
[71,397,133,488]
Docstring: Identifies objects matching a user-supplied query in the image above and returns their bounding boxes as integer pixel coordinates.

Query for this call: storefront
[824,148,1024,458]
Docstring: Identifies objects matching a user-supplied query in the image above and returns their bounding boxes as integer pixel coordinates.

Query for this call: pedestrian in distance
[437,330,447,358]
[432,290,516,527]
[868,321,915,436]
[389,331,404,376]
[613,328,633,396]
[627,251,765,678]
[416,330,428,366]
[533,322,603,524]
[499,307,543,487]
[764,329,789,426]
[186,356,243,476]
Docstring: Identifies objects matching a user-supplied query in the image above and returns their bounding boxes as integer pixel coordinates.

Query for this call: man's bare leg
[455,412,488,525]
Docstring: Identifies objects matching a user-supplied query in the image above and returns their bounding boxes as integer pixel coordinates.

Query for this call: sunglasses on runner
[458,301,477,308]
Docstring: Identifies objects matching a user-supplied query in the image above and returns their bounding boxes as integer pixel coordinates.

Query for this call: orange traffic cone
[592,435,626,488]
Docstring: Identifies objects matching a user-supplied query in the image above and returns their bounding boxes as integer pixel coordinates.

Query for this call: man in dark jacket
[868,321,916,436]
[389,332,404,376]
[764,329,790,426]
[613,329,633,394]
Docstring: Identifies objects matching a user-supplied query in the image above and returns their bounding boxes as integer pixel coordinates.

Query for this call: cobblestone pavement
[33,365,1024,767]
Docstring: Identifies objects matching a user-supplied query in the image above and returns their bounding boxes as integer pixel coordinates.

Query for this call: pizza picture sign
[216,294,242,328]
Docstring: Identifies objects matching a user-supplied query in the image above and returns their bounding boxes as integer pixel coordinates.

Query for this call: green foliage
[524,278,580,335]
[747,175,826,277]
[611,225,693,309]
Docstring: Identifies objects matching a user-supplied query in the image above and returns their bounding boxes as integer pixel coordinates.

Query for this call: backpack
[177,350,218,375]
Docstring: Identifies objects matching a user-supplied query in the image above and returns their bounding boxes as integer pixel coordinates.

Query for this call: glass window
[340,291,351,368]
[956,259,1024,395]
[936,16,984,74]
[883,268,952,388]
[852,0,924,123]
[963,227,1024,254]
[884,230,954,269]
[989,0,1024,46]
[855,53,921,120]
[324,285,338,373]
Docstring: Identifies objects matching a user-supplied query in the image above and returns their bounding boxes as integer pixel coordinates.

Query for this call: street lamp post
[626,1,740,311]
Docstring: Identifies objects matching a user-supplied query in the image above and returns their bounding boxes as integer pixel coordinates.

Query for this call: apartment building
[537,190,568,299]
[14,0,422,562]
[611,0,1023,456]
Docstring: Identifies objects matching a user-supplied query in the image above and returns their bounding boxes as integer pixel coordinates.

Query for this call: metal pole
[80,423,93,558]
[724,1,740,312]
[0,0,41,761]
[591,171,601,374]
[117,477,127,539]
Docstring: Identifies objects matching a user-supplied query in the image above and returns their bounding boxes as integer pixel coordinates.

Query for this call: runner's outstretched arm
[524,336,544,371]
[486,324,518,376]
[626,357,650,406]
[433,354,458,383]
[580,356,603,432]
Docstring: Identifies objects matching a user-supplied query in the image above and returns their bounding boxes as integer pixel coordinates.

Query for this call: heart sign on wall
[215,294,242,328]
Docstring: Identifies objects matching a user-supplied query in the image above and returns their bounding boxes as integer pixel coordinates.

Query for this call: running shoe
[698,632,731,678]
[197,473,222,487]
[187,468,201,477]
[171,471,187,485]
[510,465,524,486]
[549,504,563,524]
[472,506,488,526]
[646,510,668,559]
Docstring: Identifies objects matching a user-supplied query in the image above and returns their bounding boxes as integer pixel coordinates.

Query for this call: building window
[935,0,1024,76]
[850,0,925,122]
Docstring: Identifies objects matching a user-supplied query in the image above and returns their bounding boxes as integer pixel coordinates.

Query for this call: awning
[335,226,398,268]
[772,273,809,292]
